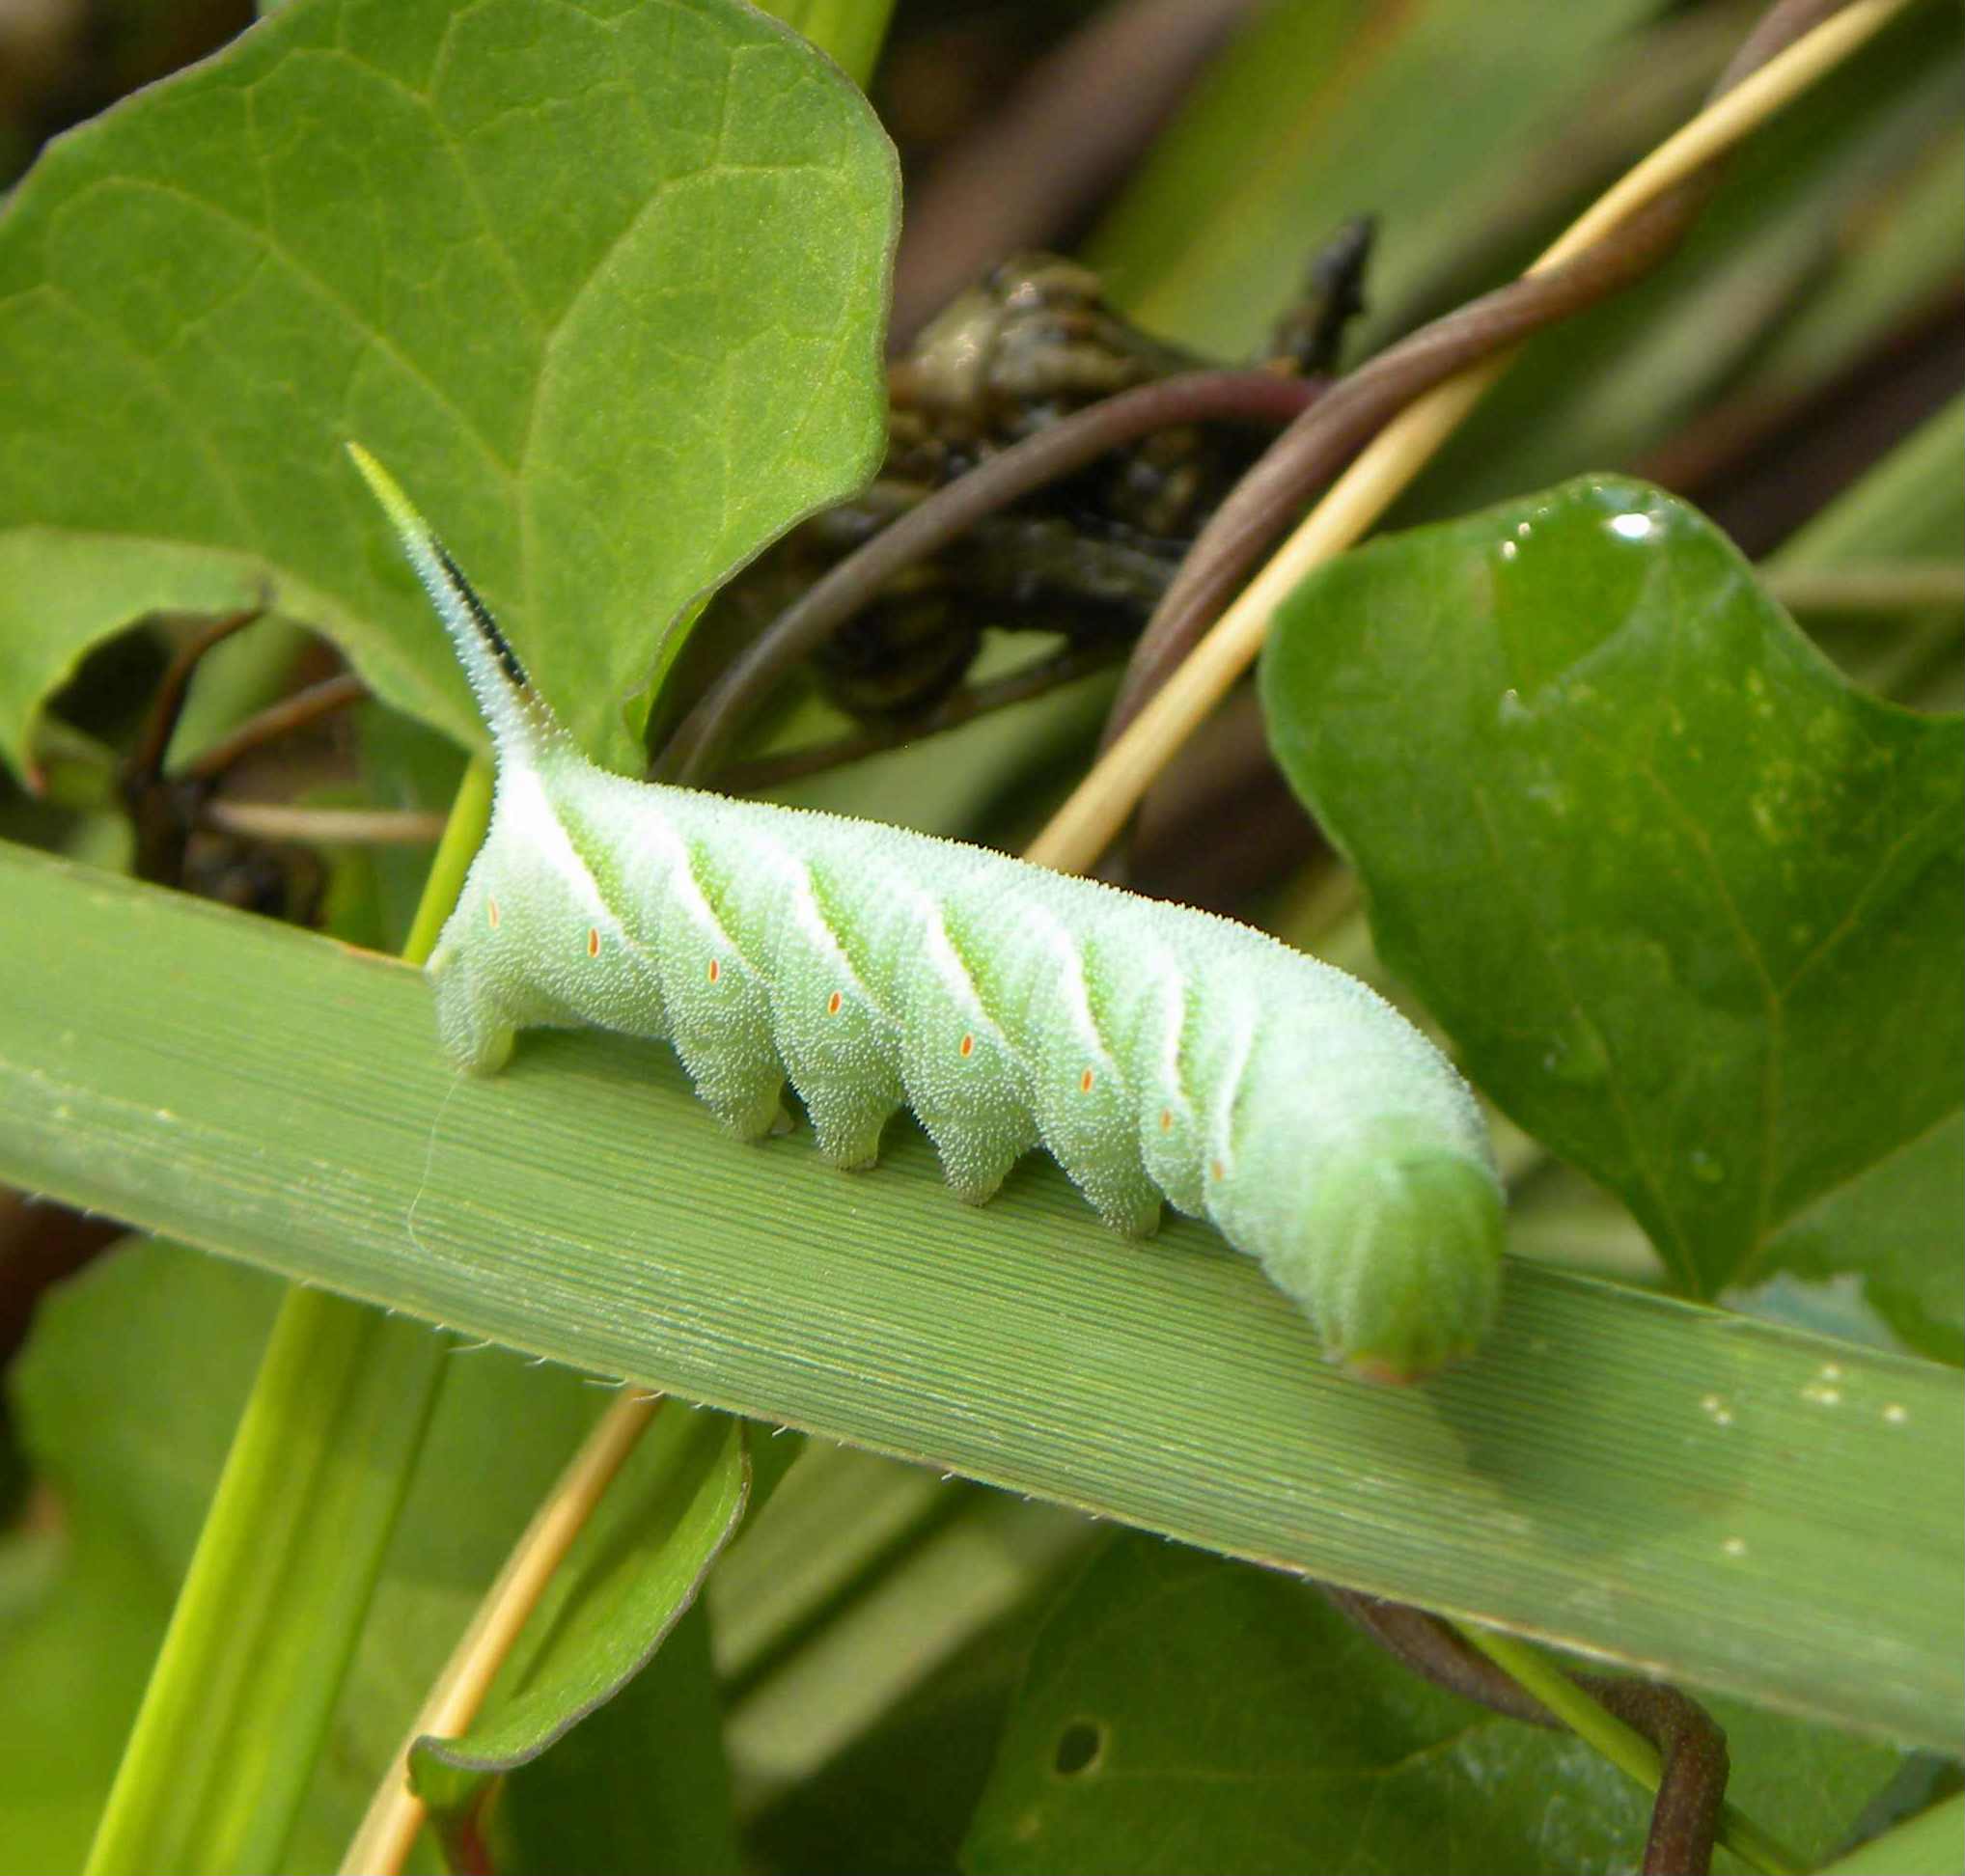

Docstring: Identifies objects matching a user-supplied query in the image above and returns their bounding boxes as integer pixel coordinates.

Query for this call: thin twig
[200,802,448,845]
[120,600,270,887]
[124,600,268,788]
[1024,0,1918,874]
[1454,1621,1801,1876]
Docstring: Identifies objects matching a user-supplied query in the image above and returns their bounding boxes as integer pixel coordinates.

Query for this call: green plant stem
[402,760,495,964]
[84,760,493,1876]
[1453,1623,1807,1876]
[83,1291,449,1875]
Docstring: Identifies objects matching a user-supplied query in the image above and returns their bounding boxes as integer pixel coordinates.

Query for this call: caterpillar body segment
[351,445,1504,1379]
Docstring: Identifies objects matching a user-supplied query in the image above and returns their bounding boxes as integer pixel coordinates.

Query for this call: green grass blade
[2,841,1958,1751]
[81,1289,447,1876]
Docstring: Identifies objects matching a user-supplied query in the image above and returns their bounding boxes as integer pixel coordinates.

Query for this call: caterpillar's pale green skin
[350,445,1504,1380]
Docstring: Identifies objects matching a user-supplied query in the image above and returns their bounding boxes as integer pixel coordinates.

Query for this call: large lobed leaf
[0,0,897,778]
[1262,475,1964,1300]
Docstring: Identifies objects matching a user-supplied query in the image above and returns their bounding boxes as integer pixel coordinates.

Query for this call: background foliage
[0,0,1958,1871]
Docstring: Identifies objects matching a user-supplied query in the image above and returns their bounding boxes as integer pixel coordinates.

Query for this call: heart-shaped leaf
[1262,476,1964,1296]
[965,1533,1907,1876]
[0,0,897,777]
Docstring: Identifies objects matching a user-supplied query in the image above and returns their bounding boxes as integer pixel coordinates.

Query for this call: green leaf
[1744,1114,1964,1367]
[1261,475,1964,1298]
[493,1604,740,1876]
[1,840,1958,1751]
[0,0,897,778]
[406,1405,748,1821]
[964,1533,1905,1876]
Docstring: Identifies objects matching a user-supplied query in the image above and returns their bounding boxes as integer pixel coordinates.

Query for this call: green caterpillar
[351,445,1504,1380]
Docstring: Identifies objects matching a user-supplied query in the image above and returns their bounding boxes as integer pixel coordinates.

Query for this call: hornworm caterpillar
[350,445,1503,1380]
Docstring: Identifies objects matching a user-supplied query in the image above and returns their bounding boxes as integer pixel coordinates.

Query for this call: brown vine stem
[1022,0,1920,876]
[1453,1620,1799,1876]
[177,672,369,784]
[123,602,268,789]
[1092,199,1696,758]
[1326,1590,1764,1876]
[339,1392,664,1876]
[658,370,1318,784]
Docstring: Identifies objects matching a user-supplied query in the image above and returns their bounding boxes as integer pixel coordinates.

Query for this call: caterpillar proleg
[350,444,1504,1380]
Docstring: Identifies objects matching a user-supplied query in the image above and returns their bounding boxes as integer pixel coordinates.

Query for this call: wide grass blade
[1,841,1957,1749]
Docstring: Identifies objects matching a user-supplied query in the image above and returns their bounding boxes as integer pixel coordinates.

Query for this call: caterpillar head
[1264,1123,1505,1383]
